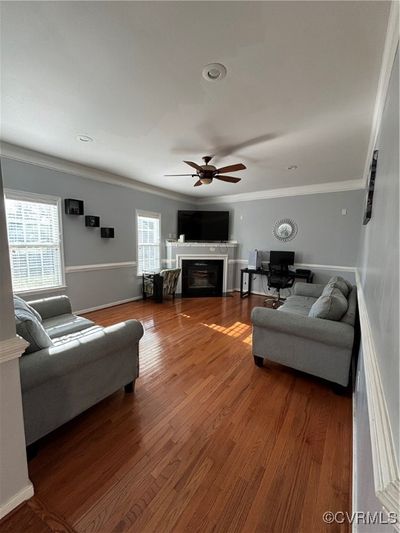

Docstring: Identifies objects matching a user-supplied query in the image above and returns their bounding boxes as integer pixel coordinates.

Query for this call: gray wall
[2,157,194,311]
[202,189,364,290]
[355,47,399,523]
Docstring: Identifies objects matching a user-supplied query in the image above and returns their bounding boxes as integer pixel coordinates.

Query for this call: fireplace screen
[182,260,223,297]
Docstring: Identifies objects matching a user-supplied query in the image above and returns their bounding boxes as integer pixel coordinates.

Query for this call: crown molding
[0,142,194,204]
[1,142,365,205]
[196,179,364,205]
[362,1,399,186]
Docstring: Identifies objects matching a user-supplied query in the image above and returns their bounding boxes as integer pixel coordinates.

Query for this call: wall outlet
[341,209,347,215]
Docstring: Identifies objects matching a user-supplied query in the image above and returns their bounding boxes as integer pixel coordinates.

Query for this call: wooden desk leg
[248,273,252,296]
[240,270,244,298]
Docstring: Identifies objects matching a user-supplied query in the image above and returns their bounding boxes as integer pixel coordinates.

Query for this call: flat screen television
[177,211,229,242]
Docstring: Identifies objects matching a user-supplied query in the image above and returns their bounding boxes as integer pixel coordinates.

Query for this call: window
[5,190,64,292]
[137,210,161,275]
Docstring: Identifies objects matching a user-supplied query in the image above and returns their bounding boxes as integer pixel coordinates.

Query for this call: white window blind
[5,191,64,292]
[137,211,161,275]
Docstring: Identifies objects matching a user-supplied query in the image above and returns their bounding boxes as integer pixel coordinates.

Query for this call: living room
[0,1,398,532]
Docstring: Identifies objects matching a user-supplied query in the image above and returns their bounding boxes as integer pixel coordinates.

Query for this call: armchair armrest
[293,282,325,298]
[251,307,353,349]
[28,295,72,319]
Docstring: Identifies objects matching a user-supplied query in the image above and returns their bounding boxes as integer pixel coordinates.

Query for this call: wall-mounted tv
[177,211,229,242]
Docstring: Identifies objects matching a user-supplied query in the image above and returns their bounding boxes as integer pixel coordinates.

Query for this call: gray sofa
[17,295,144,445]
[251,280,357,387]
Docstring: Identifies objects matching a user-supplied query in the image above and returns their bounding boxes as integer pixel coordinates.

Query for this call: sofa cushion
[14,295,43,323]
[43,314,95,339]
[278,295,317,317]
[326,276,352,298]
[15,308,53,354]
[308,286,348,321]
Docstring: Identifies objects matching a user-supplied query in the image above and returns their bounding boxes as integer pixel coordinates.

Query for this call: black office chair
[264,265,295,308]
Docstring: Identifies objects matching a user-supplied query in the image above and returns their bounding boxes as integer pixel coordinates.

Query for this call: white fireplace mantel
[166,241,238,248]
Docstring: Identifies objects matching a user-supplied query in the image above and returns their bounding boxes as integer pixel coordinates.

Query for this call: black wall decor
[363,150,378,225]
[65,198,84,215]
[101,227,115,238]
[85,215,100,228]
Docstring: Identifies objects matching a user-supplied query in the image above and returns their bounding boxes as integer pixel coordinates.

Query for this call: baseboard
[75,296,142,314]
[233,288,273,297]
[352,387,358,533]
[0,483,34,520]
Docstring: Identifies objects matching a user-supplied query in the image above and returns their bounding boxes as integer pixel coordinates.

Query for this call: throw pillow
[309,286,349,321]
[13,295,43,323]
[15,308,53,354]
[326,276,351,298]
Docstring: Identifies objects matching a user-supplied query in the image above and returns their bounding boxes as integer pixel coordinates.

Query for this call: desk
[240,268,314,299]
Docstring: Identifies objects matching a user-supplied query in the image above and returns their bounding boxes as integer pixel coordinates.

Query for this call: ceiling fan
[165,156,246,187]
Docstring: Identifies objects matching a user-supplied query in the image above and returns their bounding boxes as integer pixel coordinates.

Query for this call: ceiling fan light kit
[166,155,246,187]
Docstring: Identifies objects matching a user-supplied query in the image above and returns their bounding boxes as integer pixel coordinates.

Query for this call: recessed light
[77,134,94,143]
[287,165,298,170]
[202,63,227,82]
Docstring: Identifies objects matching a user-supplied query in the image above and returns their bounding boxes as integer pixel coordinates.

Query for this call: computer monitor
[269,251,295,268]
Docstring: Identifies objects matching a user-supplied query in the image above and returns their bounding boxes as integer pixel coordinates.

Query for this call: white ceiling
[1,1,390,199]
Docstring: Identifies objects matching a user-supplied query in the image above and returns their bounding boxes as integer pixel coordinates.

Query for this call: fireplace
[182,259,223,297]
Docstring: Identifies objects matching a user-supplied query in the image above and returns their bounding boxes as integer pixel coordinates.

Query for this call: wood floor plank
[4,294,352,533]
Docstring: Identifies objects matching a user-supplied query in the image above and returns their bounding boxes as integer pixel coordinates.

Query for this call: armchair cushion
[43,314,95,339]
[308,286,348,321]
[160,268,181,295]
[14,295,42,323]
[15,308,53,354]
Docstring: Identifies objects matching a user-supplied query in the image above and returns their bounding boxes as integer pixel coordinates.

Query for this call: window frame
[4,188,66,295]
[136,209,161,276]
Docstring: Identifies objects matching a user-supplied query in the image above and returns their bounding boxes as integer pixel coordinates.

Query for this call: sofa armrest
[251,307,353,349]
[28,295,72,319]
[20,319,145,391]
[293,282,325,298]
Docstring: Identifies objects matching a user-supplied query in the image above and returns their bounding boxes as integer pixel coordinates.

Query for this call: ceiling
[0,1,390,199]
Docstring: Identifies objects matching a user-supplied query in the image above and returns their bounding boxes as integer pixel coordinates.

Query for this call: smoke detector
[202,63,227,82]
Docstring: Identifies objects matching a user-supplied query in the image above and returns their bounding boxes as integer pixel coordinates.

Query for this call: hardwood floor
[0,294,352,533]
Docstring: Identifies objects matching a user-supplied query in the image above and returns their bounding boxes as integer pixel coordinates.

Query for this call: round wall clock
[273,218,298,242]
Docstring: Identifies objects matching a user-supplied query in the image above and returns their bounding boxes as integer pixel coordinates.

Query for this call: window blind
[5,193,63,292]
[137,212,160,274]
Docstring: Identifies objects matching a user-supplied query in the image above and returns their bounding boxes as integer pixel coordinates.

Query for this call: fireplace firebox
[182,260,223,297]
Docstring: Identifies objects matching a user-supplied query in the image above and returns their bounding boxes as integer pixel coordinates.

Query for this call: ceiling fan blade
[193,180,203,187]
[215,175,241,183]
[217,163,246,174]
[184,160,202,171]
[164,174,196,176]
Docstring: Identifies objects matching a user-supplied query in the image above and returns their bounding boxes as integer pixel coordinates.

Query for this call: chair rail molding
[66,261,137,273]
[355,270,400,525]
